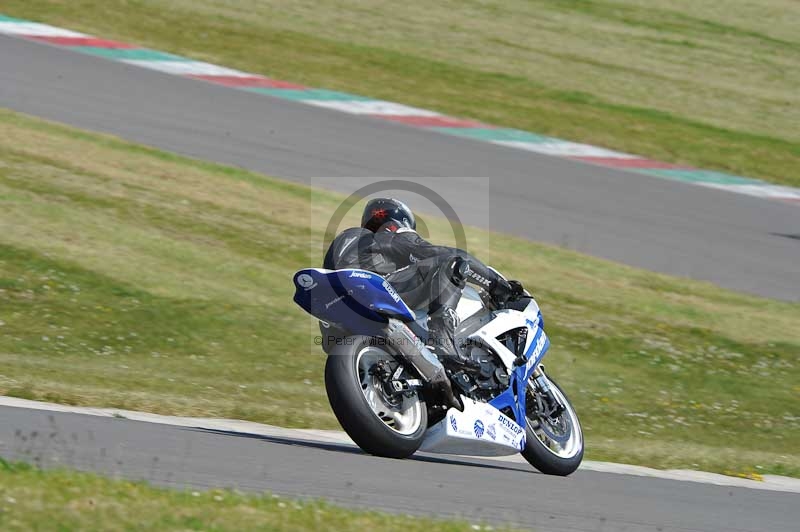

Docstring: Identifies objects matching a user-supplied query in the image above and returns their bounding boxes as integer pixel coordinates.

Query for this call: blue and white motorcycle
[293,264,583,475]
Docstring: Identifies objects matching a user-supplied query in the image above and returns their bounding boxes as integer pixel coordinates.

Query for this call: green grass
[0,459,506,532]
[0,108,798,478]
[3,0,800,187]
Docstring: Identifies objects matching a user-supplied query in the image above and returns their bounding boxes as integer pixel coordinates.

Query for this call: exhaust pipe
[384,318,463,410]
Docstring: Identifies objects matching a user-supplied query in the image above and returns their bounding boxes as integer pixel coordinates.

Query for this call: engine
[445,343,510,402]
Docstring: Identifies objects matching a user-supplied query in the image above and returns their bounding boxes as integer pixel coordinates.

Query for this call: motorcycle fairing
[489,323,550,427]
[293,268,415,337]
[465,299,550,427]
[420,397,526,456]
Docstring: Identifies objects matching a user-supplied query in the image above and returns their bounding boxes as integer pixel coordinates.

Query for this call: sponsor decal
[409,253,419,263]
[449,415,458,432]
[498,414,524,436]
[348,271,372,279]
[483,406,499,417]
[297,273,317,291]
[324,294,346,309]
[382,280,402,303]
[473,420,485,438]
[444,307,460,329]
[486,423,496,440]
[469,271,492,287]
[525,331,548,372]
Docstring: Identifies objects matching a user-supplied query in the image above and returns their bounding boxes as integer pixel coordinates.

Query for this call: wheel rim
[356,346,423,436]
[526,377,583,459]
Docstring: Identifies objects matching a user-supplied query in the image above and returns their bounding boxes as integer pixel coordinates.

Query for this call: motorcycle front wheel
[325,335,427,458]
[521,374,584,476]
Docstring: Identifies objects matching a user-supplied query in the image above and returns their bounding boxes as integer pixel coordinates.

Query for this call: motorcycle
[292,263,583,475]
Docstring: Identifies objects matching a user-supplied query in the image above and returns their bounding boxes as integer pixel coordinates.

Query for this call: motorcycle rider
[323,197,520,366]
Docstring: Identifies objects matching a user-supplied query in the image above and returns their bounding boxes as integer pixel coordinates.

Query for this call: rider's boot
[427,306,464,362]
[426,306,468,411]
[428,306,481,369]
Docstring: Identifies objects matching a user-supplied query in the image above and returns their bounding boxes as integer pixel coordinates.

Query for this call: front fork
[532,367,565,419]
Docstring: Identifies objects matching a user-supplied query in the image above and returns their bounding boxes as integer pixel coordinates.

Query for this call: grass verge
[0,459,503,531]
[3,0,800,187]
[0,108,798,477]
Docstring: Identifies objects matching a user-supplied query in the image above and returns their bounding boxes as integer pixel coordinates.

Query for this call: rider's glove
[490,279,525,306]
[508,280,525,298]
[490,278,513,305]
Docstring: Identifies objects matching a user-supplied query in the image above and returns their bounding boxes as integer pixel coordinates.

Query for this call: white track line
[493,140,638,158]
[699,182,800,200]
[302,100,442,116]
[120,60,252,77]
[1,396,797,493]
[0,22,88,37]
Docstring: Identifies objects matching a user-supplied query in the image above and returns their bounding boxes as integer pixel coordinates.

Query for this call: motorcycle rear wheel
[521,374,584,476]
[325,336,428,458]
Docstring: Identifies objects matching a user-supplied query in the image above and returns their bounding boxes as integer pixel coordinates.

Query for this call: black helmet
[361,197,416,233]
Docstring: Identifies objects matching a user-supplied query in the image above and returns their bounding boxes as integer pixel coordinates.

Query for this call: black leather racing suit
[323,227,504,357]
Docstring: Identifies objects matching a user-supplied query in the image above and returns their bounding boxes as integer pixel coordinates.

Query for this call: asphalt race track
[2,32,800,532]
[1,406,798,532]
[1,34,799,301]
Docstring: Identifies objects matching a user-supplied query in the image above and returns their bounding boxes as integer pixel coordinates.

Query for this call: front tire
[325,336,427,458]
[521,374,584,476]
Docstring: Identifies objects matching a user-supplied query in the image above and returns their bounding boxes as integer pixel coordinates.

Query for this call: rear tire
[521,375,584,476]
[325,336,427,458]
